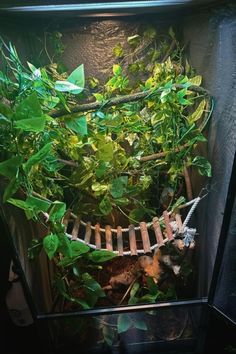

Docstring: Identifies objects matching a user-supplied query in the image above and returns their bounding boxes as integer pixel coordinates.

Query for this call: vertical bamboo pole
[62,209,71,230]
[117,226,123,256]
[105,225,113,251]
[95,223,101,249]
[140,222,151,253]
[71,215,80,240]
[163,211,174,241]
[129,225,137,256]
[84,221,92,243]
[152,217,164,247]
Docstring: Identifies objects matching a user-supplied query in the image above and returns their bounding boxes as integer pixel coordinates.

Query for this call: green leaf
[146,277,158,295]
[0,103,13,119]
[57,233,72,258]
[65,115,87,135]
[188,99,206,124]
[25,195,51,212]
[14,92,42,121]
[93,93,104,102]
[0,156,23,178]
[70,241,90,256]
[99,196,112,215]
[103,326,116,346]
[113,43,124,58]
[67,64,85,89]
[129,208,146,223]
[3,177,20,202]
[88,250,117,263]
[114,197,130,206]
[192,156,212,177]
[23,143,52,174]
[112,64,122,76]
[134,320,148,331]
[95,161,108,178]
[55,81,84,95]
[97,142,113,162]
[43,233,59,259]
[27,239,43,260]
[188,75,202,86]
[137,294,158,303]
[110,176,128,198]
[82,273,105,297]
[49,201,66,222]
[127,34,141,47]
[144,26,157,40]
[177,89,191,105]
[92,182,108,194]
[117,314,133,333]
[128,282,140,305]
[15,115,47,132]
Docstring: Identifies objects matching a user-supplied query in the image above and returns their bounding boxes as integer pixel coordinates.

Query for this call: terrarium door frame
[1,1,236,353]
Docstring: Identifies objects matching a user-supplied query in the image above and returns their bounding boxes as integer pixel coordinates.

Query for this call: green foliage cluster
[0,27,212,310]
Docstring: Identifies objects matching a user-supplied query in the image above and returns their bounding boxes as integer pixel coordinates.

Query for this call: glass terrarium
[0,1,236,353]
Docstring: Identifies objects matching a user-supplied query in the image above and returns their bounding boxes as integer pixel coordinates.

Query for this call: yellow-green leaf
[188,99,206,124]
[188,75,202,86]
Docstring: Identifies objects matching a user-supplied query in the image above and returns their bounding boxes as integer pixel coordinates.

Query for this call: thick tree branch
[51,84,210,118]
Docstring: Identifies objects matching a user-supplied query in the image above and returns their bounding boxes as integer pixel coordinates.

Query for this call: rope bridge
[62,196,202,256]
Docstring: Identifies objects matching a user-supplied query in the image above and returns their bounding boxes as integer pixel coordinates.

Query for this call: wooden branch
[57,158,78,167]
[139,143,189,162]
[51,84,209,118]
[183,166,193,201]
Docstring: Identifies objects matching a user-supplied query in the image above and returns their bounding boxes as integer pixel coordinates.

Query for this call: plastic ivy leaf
[88,250,117,263]
[3,176,20,203]
[70,241,90,256]
[110,176,128,199]
[55,64,85,94]
[49,201,67,222]
[117,314,133,333]
[99,196,112,215]
[43,233,59,260]
[188,75,202,86]
[65,115,87,135]
[23,142,52,174]
[113,64,122,76]
[192,156,212,177]
[0,155,23,178]
[134,320,148,331]
[67,64,85,88]
[54,81,84,94]
[14,92,42,121]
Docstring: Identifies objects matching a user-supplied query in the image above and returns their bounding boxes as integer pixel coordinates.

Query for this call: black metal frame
[0,0,226,16]
[207,148,236,326]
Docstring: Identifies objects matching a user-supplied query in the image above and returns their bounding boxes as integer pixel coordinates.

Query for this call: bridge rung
[117,226,123,256]
[140,222,151,253]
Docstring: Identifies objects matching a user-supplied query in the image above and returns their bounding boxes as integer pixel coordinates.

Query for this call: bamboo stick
[84,221,92,243]
[117,226,123,256]
[71,215,80,240]
[105,225,113,251]
[129,225,137,256]
[95,223,101,249]
[163,211,174,241]
[140,222,151,253]
[152,217,164,247]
